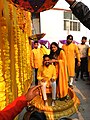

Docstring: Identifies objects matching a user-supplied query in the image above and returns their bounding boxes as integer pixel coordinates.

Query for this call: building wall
[40,1,90,44]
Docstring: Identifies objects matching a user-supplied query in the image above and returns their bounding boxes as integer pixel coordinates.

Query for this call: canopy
[11,0,58,13]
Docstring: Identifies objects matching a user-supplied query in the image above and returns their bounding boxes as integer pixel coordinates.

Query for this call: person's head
[81,36,87,44]
[30,111,46,120]
[34,41,39,49]
[50,42,59,53]
[50,42,62,59]
[66,35,73,45]
[43,54,50,67]
[23,110,46,120]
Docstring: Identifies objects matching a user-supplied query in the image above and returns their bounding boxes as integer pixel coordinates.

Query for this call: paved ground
[18,76,90,120]
[70,77,90,120]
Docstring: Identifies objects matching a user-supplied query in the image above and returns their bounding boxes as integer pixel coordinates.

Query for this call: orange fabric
[56,50,68,98]
[31,48,43,69]
[37,64,57,81]
[88,47,90,72]
[62,43,80,76]
[40,45,50,55]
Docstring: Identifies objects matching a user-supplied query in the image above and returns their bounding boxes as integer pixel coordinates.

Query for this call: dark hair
[34,41,38,44]
[49,42,62,59]
[82,36,87,40]
[43,54,50,60]
[29,111,46,120]
[67,35,73,40]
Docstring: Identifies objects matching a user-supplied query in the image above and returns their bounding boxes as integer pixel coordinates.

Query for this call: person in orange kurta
[62,35,81,88]
[49,42,68,99]
[31,41,43,85]
[37,54,57,106]
[88,41,90,81]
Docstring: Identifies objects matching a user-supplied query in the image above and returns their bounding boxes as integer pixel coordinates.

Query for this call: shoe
[86,82,90,85]
[44,101,48,106]
[81,78,85,81]
[52,100,55,106]
[69,85,73,89]
[86,80,90,85]
[82,78,85,81]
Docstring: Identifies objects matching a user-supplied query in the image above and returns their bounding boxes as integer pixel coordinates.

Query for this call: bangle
[70,1,78,8]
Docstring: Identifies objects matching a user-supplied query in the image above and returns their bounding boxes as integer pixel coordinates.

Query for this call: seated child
[37,54,57,106]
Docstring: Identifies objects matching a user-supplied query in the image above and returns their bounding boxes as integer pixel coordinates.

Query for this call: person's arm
[0,85,41,120]
[88,47,90,57]
[65,0,76,5]
[65,0,90,30]
[75,44,81,66]
[0,95,27,120]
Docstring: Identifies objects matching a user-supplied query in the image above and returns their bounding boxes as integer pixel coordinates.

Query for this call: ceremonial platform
[29,87,80,120]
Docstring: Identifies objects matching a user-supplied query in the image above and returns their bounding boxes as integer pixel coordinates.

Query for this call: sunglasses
[68,38,73,40]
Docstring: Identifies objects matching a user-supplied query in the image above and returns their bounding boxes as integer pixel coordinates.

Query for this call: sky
[54,0,90,9]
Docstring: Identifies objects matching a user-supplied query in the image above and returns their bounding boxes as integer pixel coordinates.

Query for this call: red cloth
[0,95,27,120]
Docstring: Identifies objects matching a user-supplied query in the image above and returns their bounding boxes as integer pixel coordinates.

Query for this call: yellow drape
[0,0,32,111]
[56,50,68,98]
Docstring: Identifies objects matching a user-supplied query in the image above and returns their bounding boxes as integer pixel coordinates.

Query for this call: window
[64,11,80,31]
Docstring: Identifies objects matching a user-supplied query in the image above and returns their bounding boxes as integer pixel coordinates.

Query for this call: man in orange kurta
[62,35,81,88]
[37,54,57,106]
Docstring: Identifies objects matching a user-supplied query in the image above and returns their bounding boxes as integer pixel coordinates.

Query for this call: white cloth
[69,77,74,85]
[78,44,89,58]
[40,81,56,101]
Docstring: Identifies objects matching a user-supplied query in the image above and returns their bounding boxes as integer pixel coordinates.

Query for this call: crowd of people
[1,0,90,119]
[31,34,90,105]
[24,33,90,119]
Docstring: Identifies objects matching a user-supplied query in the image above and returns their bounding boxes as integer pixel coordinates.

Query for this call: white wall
[40,0,90,44]
[40,10,66,43]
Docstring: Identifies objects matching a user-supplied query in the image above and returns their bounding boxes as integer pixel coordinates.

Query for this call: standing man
[76,36,89,81]
[31,41,43,85]
[62,35,81,88]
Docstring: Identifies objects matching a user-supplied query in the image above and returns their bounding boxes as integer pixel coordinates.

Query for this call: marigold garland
[0,0,32,111]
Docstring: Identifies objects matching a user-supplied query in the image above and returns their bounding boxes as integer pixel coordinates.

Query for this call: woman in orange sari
[49,42,68,99]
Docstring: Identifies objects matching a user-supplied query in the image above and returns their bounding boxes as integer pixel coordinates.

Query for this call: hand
[50,59,58,63]
[25,85,41,102]
[77,61,80,66]
[65,0,75,5]
[41,79,46,82]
